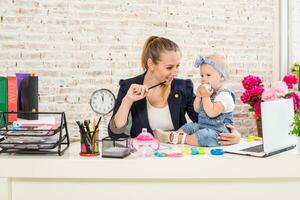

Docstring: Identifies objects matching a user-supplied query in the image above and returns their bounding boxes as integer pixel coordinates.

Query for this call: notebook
[225,98,296,157]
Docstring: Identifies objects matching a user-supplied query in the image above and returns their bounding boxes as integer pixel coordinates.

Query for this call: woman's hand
[124,84,149,103]
[218,124,241,146]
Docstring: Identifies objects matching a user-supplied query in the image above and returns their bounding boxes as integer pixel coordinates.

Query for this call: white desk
[1,142,300,200]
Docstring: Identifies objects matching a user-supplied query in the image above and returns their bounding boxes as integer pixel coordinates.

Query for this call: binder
[0,77,8,126]
[18,76,39,120]
[7,76,17,122]
[16,73,30,89]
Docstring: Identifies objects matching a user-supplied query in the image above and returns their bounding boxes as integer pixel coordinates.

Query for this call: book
[7,76,17,122]
[0,77,8,126]
[17,75,39,120]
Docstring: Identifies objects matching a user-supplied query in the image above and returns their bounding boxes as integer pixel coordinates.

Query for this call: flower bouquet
[241,74,300,137]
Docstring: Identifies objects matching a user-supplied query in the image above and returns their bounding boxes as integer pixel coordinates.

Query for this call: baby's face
[200,64,224,90]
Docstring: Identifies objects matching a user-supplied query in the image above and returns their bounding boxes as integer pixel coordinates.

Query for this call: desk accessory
[77,119,100,157]
[102,137,130,158]
[0,112,70,156]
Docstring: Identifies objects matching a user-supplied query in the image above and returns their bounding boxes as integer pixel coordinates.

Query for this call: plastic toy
[210,148,224,155]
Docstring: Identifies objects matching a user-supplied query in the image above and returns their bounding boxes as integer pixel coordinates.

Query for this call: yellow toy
[246,134,262,142]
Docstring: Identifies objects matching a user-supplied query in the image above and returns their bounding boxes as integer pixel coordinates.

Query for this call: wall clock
[89,89,115,115]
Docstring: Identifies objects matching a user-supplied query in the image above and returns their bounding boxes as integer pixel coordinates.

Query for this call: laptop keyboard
[241,144,264,153]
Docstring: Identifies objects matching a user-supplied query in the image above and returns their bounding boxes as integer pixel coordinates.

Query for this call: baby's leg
[154,122,200,144]
[193,128,219,147]
[182,134,199,146]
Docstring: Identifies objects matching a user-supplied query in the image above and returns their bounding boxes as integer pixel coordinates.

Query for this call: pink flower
[271,81,288,97]
[287,92,300,112]
[241,73,300,120]
[240,86,264,106]
[249,86,264,97]
[242,75,263,90]
[262,88,278,101]
[240,90,251,104]
[283,74,298,89]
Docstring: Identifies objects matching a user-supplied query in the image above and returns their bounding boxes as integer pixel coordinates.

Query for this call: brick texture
[0,0,276,137]
[291,0,300,63]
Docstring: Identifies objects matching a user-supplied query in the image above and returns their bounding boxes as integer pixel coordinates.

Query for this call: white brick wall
[291,0,300,63]
[0,0,276,136]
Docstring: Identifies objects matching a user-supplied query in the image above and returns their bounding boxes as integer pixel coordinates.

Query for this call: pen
[76,121,85,134]
[84,120,91,133]
[148,81,166,90]
[95,116,102,130]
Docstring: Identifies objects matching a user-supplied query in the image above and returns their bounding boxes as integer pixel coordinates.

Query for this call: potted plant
[289,110,300,154]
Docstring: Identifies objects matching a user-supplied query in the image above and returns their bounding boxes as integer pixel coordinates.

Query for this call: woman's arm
[113,96,134,128]
[185,79,198,122]
[108,80,149,138]
[114,83,148,128]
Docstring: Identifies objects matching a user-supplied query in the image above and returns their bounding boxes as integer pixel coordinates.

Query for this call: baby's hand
[197,84,213,98]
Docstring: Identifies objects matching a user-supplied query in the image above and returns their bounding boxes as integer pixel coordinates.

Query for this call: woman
[108,36,240,146]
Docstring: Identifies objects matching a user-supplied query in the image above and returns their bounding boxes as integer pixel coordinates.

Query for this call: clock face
[89,89,115,115]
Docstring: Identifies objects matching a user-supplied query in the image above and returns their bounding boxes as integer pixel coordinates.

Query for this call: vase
[256,119,263,138]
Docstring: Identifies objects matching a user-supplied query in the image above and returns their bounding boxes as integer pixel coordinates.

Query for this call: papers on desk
[0,124,60,136]
[0,124,61,149]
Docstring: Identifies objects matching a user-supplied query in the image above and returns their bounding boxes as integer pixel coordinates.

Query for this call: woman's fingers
[218,125,241,146]
[225,124,236,132]
[131,84,149,97]
[218,140,233,146]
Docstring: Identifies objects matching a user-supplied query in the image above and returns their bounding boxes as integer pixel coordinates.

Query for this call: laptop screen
[261,99,296,153]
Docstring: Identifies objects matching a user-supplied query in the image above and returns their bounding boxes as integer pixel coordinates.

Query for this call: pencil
[148,81,166,90]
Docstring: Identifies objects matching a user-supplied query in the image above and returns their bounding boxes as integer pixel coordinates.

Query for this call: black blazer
[108,73,198,139]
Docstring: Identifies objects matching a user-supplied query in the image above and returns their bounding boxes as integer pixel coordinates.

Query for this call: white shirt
[146,99,174,131]
[214,91,235,113]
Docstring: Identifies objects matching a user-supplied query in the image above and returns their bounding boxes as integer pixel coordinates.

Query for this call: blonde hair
[141,36,180,103]
[206,53,229,79]
[141,36,180,71]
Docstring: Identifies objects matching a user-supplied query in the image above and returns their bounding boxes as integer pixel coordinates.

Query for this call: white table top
[1,141,300,179]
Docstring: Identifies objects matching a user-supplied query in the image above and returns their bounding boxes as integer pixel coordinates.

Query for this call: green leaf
[289,111,300,137]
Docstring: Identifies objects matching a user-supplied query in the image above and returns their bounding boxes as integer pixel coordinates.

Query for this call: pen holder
[80,129,99,157]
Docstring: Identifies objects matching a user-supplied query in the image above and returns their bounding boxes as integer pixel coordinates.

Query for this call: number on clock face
[89,89,115,115]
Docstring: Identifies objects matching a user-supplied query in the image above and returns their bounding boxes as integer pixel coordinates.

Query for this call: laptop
[225,98,296,157]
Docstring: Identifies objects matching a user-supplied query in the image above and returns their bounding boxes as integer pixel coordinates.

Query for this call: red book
[7,76,17,122]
